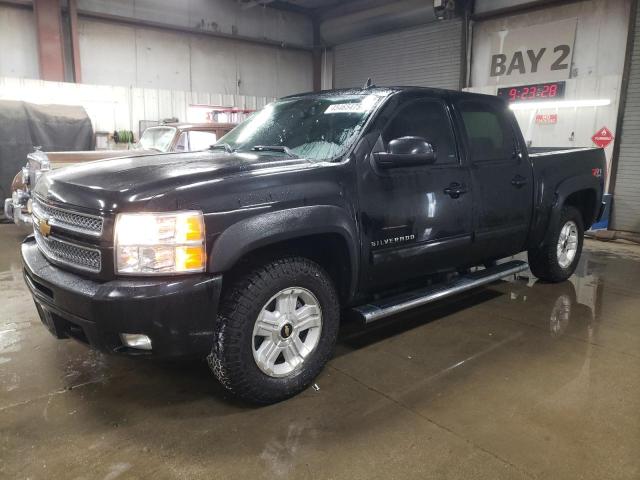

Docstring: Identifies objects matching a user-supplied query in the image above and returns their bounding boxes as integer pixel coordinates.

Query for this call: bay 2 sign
[488,18,577,85]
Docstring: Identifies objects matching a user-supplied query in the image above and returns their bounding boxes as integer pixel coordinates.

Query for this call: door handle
[511,175,527,188]
[444,182,468,199]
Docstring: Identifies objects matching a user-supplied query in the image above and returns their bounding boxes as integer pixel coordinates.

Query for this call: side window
[382,99,458,165]
[457,100,516,163]
[188,131,217,151]
[175,132,188,152]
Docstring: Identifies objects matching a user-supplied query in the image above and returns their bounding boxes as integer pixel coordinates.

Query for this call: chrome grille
[34,228,102,273]
[32,198,103,237]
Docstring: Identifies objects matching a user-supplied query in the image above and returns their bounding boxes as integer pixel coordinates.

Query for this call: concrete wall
[468,0,631,191]
[77,18,312,97]
[0,1,313,99]
[471,0,630,86]
[77,0,313,48]
[0,6,39,79]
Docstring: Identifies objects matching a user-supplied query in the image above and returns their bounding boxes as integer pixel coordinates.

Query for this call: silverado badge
[37,218,51,237]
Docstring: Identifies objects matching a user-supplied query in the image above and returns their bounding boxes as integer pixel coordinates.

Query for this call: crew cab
[4,122,234,225]
[21,87,605,404]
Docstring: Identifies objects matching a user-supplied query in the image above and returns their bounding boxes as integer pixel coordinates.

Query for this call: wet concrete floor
[0,224,639,479]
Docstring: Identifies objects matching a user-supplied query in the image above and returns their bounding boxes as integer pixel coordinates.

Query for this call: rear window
[457,100,515,162]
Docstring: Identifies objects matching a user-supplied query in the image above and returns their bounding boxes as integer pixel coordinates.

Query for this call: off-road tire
[208,256,340,404]
[528,206,584,283]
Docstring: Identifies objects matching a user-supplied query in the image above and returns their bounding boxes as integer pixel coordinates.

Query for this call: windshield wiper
[250,145,298,158]
[210,143,234,153]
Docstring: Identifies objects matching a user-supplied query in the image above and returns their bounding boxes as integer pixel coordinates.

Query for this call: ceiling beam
[0,0,33,10]
[68,0,81,82]
[314,0,395,20]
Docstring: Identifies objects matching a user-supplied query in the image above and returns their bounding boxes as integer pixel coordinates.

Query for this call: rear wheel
[208,256,339,404]
[528,206,584,283]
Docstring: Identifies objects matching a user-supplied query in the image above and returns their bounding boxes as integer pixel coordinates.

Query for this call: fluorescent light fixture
[509,99,611,110]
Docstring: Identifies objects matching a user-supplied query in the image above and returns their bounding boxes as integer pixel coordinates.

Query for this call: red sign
[591,127,614,148]
[535,113,558,124]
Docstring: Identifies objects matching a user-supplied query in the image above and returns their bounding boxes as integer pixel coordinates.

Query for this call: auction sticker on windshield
[324,103,369,114]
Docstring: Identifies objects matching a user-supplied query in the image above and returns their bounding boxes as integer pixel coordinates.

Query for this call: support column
[68,0,81,82]
[312,17,322,92]
[33,0,65,82]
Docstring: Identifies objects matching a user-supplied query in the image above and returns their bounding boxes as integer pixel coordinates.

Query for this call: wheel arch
[540,175,599,246]
[209,206,359,303]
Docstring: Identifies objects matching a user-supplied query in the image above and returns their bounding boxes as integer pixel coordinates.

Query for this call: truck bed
[528,146,602,156]
[526,146,606,246]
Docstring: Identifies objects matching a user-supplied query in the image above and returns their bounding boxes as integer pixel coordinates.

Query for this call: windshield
[217,94,382,161]
[138,126,176,152]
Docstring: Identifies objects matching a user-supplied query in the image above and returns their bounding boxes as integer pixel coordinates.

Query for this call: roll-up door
[334,20,462,90]
[614,10,640,232]
[334,19,463,90]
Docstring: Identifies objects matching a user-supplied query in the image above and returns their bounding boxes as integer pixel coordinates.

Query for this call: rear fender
[540,174,600,246]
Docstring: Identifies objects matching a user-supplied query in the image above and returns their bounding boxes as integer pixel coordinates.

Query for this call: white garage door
[334,19,462,90]
[614,11,640,232]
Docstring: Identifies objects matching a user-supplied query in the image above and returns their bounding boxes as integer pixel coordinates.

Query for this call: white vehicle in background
[4,123,233,225]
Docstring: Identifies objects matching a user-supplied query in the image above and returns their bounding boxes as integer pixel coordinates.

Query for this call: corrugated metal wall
[613,10,640,232]
[333,19,462,90]
[0,1,313,99]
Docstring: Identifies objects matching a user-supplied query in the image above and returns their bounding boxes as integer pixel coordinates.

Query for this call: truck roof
[282,86,503,103]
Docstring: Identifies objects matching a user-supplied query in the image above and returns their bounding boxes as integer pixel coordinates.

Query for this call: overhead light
[509,99,611,110]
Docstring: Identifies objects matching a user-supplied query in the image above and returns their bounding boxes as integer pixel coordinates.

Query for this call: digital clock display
[497,81,566,102]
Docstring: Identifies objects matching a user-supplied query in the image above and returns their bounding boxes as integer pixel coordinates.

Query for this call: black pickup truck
[21,87,605,404]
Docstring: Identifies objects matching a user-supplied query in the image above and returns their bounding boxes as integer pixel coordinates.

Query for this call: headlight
[115,211,206,275]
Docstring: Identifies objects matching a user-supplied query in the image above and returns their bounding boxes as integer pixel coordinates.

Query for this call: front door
[453,97,533,260]
[357,95,474,292]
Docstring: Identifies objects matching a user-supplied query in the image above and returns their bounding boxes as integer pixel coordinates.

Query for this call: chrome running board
[352,260,529,324]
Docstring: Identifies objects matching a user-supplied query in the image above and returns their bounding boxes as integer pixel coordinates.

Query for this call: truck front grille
[34,228,102,273]
[32,197,103,237]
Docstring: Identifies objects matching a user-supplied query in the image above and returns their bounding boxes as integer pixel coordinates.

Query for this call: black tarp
[0,100,94,201]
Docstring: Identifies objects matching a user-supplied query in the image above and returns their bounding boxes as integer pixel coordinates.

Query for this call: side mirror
[373,136,436,169]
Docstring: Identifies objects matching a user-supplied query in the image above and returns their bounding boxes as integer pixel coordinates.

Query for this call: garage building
[0,1,639,479]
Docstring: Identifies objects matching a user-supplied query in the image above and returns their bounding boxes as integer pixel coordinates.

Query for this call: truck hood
[47,149,154,168]
[34,150,316,212]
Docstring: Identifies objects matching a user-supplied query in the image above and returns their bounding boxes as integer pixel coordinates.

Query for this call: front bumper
[21,236,223,357]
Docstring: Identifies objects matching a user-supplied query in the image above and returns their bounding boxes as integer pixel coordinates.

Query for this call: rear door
[357,94,474,292]
[453,97,533,260]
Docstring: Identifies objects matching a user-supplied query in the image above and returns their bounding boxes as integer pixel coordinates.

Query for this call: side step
[352,260,529,324]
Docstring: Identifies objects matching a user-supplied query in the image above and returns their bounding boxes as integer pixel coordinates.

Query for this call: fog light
[120,333,152,350]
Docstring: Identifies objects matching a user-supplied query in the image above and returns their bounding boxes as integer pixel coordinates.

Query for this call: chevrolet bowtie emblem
[38,218,52,237]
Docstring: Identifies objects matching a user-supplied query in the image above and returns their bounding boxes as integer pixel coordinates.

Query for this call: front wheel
[528,206,584,283]
[208,256,340,404]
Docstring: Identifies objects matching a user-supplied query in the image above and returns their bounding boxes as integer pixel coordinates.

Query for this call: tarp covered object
[0,100,94,201]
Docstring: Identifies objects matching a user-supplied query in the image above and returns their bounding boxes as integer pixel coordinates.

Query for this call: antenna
[364,78,374,89]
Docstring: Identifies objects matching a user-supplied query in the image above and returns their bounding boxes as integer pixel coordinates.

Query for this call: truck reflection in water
[504,250,602,342]
[334,251,603,407]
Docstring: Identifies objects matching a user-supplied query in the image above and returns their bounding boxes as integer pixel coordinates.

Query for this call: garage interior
[1,0,639,479]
